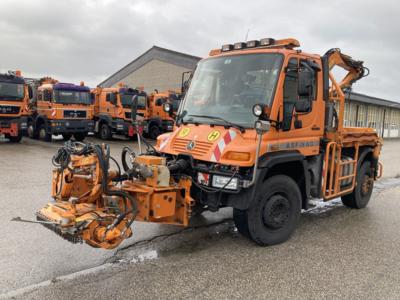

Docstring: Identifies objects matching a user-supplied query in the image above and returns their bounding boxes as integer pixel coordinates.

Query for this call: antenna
[245,29,250,41]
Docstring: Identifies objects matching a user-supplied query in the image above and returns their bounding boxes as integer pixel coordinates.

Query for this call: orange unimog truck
[27,78,94,142]
[35,38,383,249]
[91,85,145,140]
[141,90,182,139]
[0,70,32,142]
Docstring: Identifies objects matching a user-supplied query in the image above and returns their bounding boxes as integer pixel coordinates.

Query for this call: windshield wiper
[186,114,245,133]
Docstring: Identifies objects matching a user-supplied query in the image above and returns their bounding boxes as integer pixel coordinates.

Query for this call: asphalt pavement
[0,136,399,299]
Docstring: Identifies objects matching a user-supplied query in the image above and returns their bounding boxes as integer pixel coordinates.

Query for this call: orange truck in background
[141,90,182,139]
[27,77,94,142]
[0,70,31,143]
[91,85,145,140]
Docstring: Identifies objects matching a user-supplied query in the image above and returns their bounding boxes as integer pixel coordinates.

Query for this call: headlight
[117,124,124,129]
[163,103,171,113]
[212,175,238,190]
[252,104,264,117]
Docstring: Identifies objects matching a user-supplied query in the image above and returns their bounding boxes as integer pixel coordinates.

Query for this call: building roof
[347,92,400,110]
[98,46,202,87]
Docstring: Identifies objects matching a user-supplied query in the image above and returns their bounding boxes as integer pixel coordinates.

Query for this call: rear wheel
[342,161,374,209]
[62,133,72,141]
[8,133,22,143]
[38,124,52,142]
[245,175,301,246]
[99,124,112,140]
[73,132,87,142]
[148,124,161,140]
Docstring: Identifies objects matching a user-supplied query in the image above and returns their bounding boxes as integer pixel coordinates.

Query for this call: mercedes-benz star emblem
[186,141,196,150]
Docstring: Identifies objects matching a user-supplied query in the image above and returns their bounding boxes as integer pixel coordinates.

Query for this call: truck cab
[27,78,94,142]
[0,71,31,142]
[142,90,182,139]
[92,86,145,140]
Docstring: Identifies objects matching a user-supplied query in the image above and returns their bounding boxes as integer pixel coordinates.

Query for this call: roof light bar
[234,42,246,50]
[221,44,233,52]
[260,38,275,46]
[246,40,259,48]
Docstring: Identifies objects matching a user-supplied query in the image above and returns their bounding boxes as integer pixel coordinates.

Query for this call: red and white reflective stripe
[198,172,210,185]
[210,130,237,162]
[51,109,56,117]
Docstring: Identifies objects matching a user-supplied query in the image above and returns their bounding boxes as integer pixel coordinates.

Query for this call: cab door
[276,55,324,156]
[36,89,53,119]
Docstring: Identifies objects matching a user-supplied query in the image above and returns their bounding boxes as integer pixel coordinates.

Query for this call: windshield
[54,90,91,105]
[0,81,24,101]
[181,53,283,127]
[120,94,146,110]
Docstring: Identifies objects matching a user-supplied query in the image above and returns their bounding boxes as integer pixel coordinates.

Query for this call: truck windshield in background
[182,53,283,127]
[120,94,146,110]
[0,81,24,100]
[53,90,91,105]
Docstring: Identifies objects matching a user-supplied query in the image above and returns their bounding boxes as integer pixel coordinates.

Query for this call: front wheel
[341,161,374,209]
[148,124,161,140]
[38,124,52,142]
[244,175,301,246]
[73,132,87,142]
[8,133,22,143]
[27,122,38,139]
[99,124,112,140]
[62,133,72,141]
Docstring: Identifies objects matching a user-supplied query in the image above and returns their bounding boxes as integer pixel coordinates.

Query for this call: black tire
[62,133,72,141]
[99,124,112,140]
[27,122,38,139]
[341,161,373,209]
[8,133,22,143]
[246,175,301,246]
[148,124,161,140]
[38,124,52,142]
[73,132,87,142]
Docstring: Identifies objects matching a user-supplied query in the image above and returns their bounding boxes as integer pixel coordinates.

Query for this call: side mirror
[28,86,33,99]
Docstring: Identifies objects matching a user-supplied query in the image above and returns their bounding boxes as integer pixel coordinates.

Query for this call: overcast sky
[0,0,398,101]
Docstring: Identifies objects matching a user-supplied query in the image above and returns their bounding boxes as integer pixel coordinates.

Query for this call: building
[98,46,201,93]
[345,92,400,138]
[99,46,400,138]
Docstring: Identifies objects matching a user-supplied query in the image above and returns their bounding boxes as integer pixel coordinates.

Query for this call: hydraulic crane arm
[323,48,368,133]
[324,48,368,91]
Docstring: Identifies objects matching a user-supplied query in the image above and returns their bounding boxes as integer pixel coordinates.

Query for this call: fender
[226,151,311,210]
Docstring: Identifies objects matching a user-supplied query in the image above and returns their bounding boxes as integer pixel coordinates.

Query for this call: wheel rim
[101,127,107,139]
[39,128,46,140]
[263,194,291,229]
[28,125,34,137]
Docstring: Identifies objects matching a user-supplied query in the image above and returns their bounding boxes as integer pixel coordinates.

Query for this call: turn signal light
[224,151,250,161]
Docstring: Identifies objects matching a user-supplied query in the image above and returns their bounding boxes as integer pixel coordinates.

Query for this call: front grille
[0,105,20,115]
[172,138,213,156]
[63,110,86,118]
